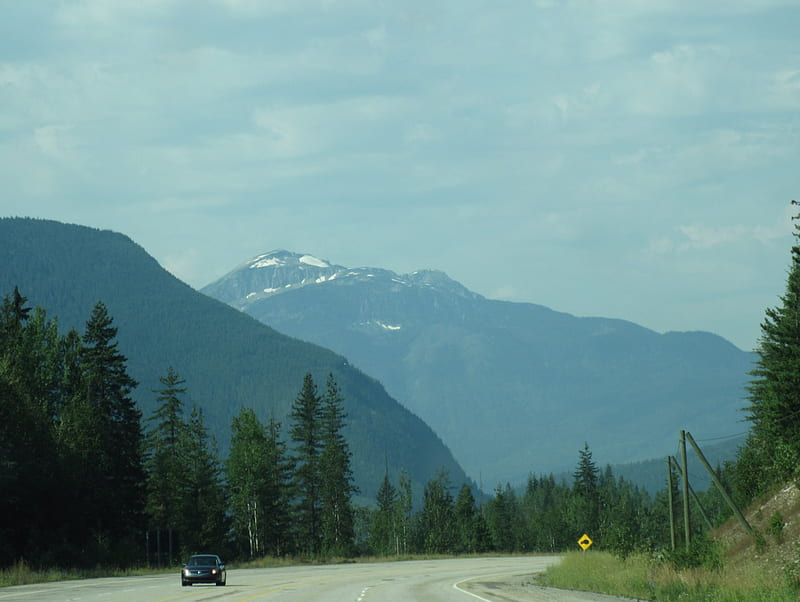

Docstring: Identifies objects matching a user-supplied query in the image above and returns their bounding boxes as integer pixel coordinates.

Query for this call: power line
[695,431,748,442]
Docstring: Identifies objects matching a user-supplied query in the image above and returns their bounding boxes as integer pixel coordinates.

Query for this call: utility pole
[666,457,676,550]
[680,430,691,550]
[669,456,713,530]
[685,431,754,537]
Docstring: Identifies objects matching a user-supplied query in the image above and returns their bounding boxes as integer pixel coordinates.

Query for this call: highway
[0,556,635,601]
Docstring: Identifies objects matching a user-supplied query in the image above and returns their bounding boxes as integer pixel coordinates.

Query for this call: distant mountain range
[203,250,756,486]
[0,218,470,502]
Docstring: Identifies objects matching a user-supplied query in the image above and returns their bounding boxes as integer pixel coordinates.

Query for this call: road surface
[0,556,639,601]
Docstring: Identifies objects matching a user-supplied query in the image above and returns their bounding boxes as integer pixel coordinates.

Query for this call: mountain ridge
[0,218,471,501]
[203,249,755,485]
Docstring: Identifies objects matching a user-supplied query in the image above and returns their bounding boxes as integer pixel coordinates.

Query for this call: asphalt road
[0,556,639,602]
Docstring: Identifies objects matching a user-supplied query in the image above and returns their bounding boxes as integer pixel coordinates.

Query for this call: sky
[1,0,798,352]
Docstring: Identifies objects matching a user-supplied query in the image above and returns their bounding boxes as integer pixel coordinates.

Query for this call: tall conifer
[745,200,800,486]
[79,301,145,558]
[144,366,188,563]
[289,373,323,555]
[320,373,356,556]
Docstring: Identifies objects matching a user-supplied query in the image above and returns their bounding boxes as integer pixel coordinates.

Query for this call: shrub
[768,511,785,542]
[666,533,723,570]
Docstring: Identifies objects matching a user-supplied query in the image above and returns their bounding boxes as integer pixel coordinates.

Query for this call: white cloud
[33,125,73,159]
[677,224,750,250]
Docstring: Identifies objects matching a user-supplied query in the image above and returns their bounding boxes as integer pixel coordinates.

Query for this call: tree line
[0,288,362,567]
[2,197,799,569]
[0,287,680,567]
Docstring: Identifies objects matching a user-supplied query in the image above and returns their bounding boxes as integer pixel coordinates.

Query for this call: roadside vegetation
[0,559,174,587]
[541,543,800,602]
[538,200,800,600]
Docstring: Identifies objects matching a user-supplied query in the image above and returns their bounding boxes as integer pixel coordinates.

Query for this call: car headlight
[211,569,217,575]
[184,569,190,576]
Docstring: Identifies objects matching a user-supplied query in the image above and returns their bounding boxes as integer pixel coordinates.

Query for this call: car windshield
[188,555,217,566]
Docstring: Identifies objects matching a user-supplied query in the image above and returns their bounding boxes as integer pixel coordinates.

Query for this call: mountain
[0,218,470,501]
[202,250,756,486]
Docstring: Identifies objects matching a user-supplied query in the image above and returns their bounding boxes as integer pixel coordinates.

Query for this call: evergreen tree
[453,484,482,553]
[144,367,188,564]
[520,474,566,552]
[319,374,356,556]
[486,483,518,552]
[571,442,600,537]
[262,414,292,557]
[598,469,645,556]
[370,466,397,555]
[290,373,324,555]
[395,469,413,555]
[745,200,800,487]
[0,293,63,566]
[78,301,145,562]
[181,406,228,555]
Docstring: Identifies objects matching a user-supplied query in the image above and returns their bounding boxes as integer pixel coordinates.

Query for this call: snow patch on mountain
[249,254,283,269]
[362,320,402,331]
[300,254,330,268]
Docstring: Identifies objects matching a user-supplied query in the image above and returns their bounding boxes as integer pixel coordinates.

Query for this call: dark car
[181,554,226,586]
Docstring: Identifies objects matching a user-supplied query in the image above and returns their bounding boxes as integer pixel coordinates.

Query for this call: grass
[538,550,800,601]
[0,559,174,587]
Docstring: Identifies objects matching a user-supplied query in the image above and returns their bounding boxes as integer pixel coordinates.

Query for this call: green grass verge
[0,559,174,587]
[538,551,800,602]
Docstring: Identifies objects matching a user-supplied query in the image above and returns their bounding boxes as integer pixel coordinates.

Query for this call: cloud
[649,212,792,256]
[33,125,73,159]
[1,0,798,350]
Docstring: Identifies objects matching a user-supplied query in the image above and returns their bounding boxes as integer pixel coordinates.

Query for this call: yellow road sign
[578,534,593,550]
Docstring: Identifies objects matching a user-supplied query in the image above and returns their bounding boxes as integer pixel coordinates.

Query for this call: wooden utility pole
[669,456,713,530]
[685,431,754,537]
[680,430,691,550]
[666,456,676,550]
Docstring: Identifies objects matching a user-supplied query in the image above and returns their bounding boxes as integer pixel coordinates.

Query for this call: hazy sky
[2,0,798,351]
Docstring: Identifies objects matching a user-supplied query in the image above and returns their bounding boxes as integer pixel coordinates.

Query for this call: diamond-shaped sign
[578,534,593,550]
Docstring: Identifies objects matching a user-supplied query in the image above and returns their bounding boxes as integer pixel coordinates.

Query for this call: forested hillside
[0,218,469,501]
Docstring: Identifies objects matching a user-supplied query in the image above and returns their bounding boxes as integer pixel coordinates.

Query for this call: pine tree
[453,484,482,553]
[319,373,356,557]
[144,367,188,563]
[262,414,292,557]
[395,469,413,555]
[181,406,228,555]
[486,483,518,552]
[571,442,600,537]
[78,301,145,560]
[745,201,800,487]
[0,291,62,565]
[289,373,324,555]
[370,466,397,555]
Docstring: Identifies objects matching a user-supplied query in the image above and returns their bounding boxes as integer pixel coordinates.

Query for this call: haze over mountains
[0,218,469,501]
[203,250,756,486]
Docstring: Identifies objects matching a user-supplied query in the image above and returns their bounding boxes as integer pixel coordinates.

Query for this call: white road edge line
[453,578,492,601]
